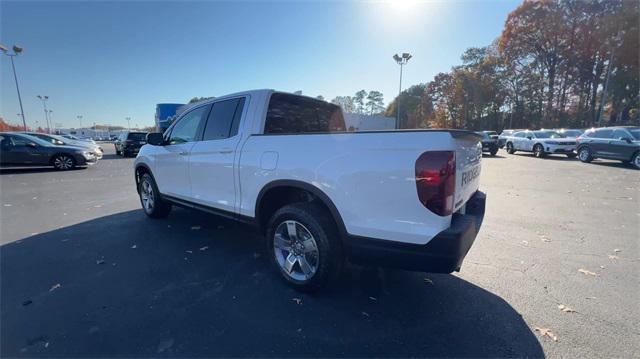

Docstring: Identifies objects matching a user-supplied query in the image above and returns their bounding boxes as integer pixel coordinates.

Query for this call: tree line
[385,0,639,130]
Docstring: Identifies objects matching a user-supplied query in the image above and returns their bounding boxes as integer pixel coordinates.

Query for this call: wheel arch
[48,152,77,165]
[255,180,347,239]
[134,163,154,193]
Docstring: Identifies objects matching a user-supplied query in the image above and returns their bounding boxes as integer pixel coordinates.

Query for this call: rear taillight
[415,151,456,216]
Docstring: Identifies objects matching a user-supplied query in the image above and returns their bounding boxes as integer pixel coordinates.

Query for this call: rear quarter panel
[239,131,481,245]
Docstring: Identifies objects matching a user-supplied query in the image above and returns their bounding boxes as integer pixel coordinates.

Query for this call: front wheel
[267,202,343,292]
[506,142,516,154]
[139,173,171,218]
[578,147,592,163]
[533,144,546,158]
[490,149,498,156]
[52,154,76,170]
[631,152,640,170]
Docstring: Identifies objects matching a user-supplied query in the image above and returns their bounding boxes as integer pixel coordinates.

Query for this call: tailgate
[452,132,482,212]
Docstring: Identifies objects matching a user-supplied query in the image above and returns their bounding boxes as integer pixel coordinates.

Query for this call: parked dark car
[114,131,148,157]
[576,127,640,169]
[483,130,499,140]
[477,131,499,156]
[21,132,103,159]
[0,132,97,170]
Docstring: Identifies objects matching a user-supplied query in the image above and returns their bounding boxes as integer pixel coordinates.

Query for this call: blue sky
[1,0,519,129]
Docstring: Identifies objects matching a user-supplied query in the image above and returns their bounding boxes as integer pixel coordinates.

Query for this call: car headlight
[81,151,95,158]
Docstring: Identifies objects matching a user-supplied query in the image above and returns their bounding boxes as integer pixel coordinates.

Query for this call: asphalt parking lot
[1,145,638,357]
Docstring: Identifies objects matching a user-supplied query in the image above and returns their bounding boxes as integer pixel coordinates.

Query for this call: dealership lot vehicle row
[1,146,638,357]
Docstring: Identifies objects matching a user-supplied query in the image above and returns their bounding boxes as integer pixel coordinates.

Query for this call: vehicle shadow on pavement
[0,167,85,175]
[1,209,543,358]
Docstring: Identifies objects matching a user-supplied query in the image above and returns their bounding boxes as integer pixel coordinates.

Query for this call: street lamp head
[12,45,23,54]
[393,54,401,62]
[402,52,412,60]
[0,44,8,53]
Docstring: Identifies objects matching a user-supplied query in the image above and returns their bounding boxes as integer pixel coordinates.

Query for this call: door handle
[179,151,189,156]
[218,149,233,154]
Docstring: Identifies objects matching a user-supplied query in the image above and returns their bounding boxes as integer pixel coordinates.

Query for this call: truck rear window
[264,93,346,134]
[128,132,147,141]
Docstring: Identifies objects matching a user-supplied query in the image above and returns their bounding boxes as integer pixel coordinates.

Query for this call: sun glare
[388,0,418,12]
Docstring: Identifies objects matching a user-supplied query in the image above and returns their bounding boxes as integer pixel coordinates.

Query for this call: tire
[115,145,121,156]
[577,147,593,163]
[631,152,640,170]
[566,153,577,159]
[506,142,515,154]
[533,144,546,158]
[266,202,343,292]
[52,154,76,170]
[138,173,171,218]
[490,149,498,156]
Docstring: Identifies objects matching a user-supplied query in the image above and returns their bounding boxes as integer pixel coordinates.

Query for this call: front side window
[514,132,525,138]
[264,93,345,134]
[613,129,629,139]
[168,105,209,145]
[629,129,640,140]
[202,98,245,141]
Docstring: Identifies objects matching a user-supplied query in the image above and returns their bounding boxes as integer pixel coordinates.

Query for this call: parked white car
[134,90,486,291]
[505,130,577,158]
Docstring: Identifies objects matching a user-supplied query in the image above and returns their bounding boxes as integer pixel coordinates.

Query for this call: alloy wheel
[54,156,73,170]
[579,148,590,161]
[273,220,319,282]
[140,179,155,212]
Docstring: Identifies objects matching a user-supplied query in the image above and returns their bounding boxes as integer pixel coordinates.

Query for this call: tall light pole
[48,110,54,133]
[125,117,131,131]
[37,95,51,134]
[393,52,412,129]
[1,44,27,130]
[77,115,83,129]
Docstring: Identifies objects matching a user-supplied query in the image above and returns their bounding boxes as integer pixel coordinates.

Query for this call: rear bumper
[345,191,486,273]
[481,142,498,152]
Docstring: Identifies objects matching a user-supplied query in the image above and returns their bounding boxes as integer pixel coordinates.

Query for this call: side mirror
[55,140,64,145]
[146,132,165,146]
[621,137,633,143]
[27,142,37,148]
[526,136,533,140]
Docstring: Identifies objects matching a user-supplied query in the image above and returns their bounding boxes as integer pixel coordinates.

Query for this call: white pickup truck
[134,90,486,291]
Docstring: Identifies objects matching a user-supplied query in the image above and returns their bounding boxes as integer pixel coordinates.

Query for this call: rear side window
[612,129,628,139]
[202,98,245,141]
[594,129,613,139]
[264,93,345,134]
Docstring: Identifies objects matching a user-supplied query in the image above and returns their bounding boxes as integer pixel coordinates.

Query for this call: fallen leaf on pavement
[361,311,370,317]
[599,265,605,269]
[199,246,208,251]
[292,298,302,305]
[22,300,33,306]
[186,250,193,254]
[578,268,597,276]
[131,244,137,249]
[613,248,621,253]
[49,283,61,292]
[369,296,377,301]
[557,304,576,313]
[540,235,551,242]
[96,259,105,265]
[521,240,529,246]
[534,327,558,341]
[608,255,619,260]
[191,226,201,230]
[423,277,434,285]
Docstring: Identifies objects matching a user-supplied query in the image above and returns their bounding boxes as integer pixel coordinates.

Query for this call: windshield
[533,131,564,139]
[485,131,498,136]
[562,130,582,137]
[629,129,640,140]
[477,132,490,139]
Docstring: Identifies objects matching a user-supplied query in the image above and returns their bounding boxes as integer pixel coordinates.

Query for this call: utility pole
[37,95,51,133]
[1,44,27,130]
[393,53,412,129]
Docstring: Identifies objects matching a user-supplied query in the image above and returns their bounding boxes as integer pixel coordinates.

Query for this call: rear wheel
[506,142,515,154]
[578,147,592,163]
[490,148,498,156]
[139,173,171,218]
[52,154,76,170]
[267,202,343,292]
[533,144,545,158]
